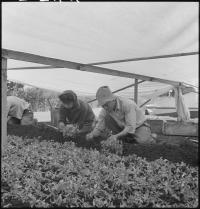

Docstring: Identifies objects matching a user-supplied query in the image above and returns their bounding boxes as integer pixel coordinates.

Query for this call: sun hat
[96,86,116,106]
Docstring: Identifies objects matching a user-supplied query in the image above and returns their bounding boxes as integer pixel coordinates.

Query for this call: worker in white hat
[86,86,156,144]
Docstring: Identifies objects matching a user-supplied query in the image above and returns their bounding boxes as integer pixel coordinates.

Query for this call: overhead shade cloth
[2,2,199,104]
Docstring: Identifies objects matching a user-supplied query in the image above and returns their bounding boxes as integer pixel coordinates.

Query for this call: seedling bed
[7,124,198,166]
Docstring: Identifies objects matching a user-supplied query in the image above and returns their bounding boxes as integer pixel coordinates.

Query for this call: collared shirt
[7,96,30,119]
[92,96,146,136]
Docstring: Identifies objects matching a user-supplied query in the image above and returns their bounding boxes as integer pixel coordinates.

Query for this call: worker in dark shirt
[58,90,96,135]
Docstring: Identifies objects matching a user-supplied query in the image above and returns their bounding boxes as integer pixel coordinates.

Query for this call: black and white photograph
[1,1,198,208]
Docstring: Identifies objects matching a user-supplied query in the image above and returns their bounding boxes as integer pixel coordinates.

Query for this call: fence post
[2,57,7,154]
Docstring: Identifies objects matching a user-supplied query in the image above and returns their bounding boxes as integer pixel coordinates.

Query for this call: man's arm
[58,105,67,124]
[115,126,133,139]
[115,103,137,139]
[78,102,95,133]
[58,105,67,131]
[87,109,106,138]
[78,121,94,134]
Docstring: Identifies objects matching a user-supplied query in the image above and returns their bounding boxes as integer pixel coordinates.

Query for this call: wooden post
[134,79,138,104]
[47,98,53,125]
[2,57,7,154]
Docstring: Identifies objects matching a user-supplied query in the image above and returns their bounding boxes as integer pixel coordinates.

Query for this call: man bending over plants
[58,90,96,137]
[7,96,37,125]
[86,86,156,144]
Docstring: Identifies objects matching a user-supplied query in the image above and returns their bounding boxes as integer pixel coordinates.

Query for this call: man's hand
[86,132,94,141]
[58,122,65,132]
[61,124,79,138]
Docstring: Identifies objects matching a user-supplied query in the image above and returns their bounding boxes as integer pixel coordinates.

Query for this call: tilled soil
[7,123,198,167]
[7,123,64,142]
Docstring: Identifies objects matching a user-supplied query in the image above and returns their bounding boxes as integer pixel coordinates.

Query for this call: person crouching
[86,86,156,144]
[7,96,37,125]
[58,90,96,137]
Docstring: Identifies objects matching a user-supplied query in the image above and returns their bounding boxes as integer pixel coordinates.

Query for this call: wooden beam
[140,99,151,108]
[113,80,144,94]
[1,57,7,154]
[3,49,80,70]
[8,66,56,70]
[134,79,138,104]
[2,48,184,86]
[88,80,145,103]
[87,52,199,66]
[10,51,198,70]
[9,52,199,70]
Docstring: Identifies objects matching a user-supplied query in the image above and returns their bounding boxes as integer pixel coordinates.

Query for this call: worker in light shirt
[7,96,36,125]
[86,86,156,144]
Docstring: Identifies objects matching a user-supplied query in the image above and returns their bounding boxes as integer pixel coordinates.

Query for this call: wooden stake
[2,57,7,154]
[134,79,138,104]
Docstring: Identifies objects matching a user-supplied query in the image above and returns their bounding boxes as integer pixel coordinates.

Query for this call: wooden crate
[162,121,198,136]
[147,119,164,134]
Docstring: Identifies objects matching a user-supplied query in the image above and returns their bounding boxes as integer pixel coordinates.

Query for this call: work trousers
[104,113,156,144]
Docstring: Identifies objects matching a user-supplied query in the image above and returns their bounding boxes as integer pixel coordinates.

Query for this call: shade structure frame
[3,49,188,88]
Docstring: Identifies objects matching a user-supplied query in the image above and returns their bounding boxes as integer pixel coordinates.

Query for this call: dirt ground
[7,123,198,167]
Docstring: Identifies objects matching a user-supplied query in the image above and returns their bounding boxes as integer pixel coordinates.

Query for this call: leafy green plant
[1,135,198,208]
[63,124,79,139]
[101,138,123,155]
